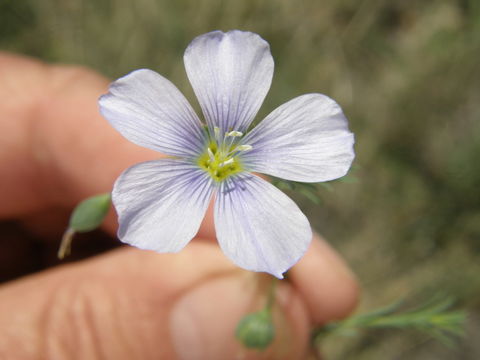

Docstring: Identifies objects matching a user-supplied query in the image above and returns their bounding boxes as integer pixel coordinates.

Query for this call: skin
[0,52,359,360]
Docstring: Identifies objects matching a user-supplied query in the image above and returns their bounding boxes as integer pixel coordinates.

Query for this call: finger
[0,52,216,240]
[0,242,310,360]
[289,234,359,324]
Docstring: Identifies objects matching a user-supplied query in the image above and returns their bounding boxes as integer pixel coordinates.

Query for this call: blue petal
[99,69,205,158]
[184,30,274,134]
[214,173,312,278]
[241,94,355,182]
[112,159,214,252]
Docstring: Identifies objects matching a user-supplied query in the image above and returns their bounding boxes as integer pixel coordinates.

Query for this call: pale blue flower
[99,30,354,278]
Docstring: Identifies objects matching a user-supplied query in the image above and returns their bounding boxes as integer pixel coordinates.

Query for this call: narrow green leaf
[313,296,466,347]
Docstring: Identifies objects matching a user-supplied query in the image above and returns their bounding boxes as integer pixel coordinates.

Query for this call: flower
[99,30,354,278]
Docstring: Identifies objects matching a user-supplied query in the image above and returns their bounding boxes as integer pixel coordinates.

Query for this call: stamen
[237,144,253,152]
[207,147,215,162]
[225,144,253,158]
[219,158,234,167]
[214,126,220,140]
[226,130,243,137]
[223,130,243,151]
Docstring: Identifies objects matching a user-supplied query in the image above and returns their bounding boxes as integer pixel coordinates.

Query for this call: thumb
[0,242,310,360]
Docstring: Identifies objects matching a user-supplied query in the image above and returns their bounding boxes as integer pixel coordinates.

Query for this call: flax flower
[99,30,354,278]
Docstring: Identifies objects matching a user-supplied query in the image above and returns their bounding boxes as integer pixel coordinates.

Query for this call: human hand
[0,52,359,360]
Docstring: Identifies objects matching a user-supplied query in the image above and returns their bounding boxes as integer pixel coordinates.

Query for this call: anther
[219,158,234,167]
[237,144,253,152]
[226,130,243,137]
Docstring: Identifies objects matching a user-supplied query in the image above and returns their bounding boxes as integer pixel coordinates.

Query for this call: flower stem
[265,277,278,312]
[58,228,75,259]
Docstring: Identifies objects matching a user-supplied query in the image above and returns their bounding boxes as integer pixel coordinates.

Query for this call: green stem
[58,228,75,259]
[265,277,278,312]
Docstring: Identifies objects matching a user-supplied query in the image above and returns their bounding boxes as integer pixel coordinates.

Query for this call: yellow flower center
[197,128,252,182]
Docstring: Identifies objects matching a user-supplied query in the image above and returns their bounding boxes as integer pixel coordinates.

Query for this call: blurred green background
[1,0,479,358]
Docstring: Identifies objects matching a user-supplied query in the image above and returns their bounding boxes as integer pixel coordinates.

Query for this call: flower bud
[235,309,275,350]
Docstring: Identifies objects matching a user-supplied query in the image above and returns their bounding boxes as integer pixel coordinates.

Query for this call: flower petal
[184,30,274,134]
[214,174,312,278]
[99,69,205,158]
[241,94,355,182]
[112,159,214,252]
